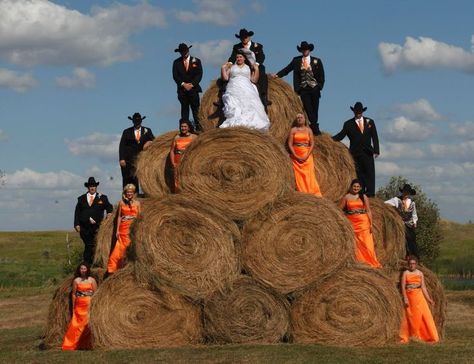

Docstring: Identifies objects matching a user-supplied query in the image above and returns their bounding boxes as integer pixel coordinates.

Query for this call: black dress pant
[121,163,139,195]
[178,89,201,130]
[257,64,268,110]
[405,225,419,259]
[352,152,376,197]
[299,86,321,135]
[80,225,99,264]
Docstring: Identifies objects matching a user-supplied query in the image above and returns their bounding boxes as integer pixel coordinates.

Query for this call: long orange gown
[291,131,322,196]
[106,201,139,273]
[345,198,382,268]
[173,135,194,191]
[399,272,439,343]
[62,281,94,350]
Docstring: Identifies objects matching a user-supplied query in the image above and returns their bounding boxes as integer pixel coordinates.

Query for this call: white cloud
[396,99,442,121]
[0,129,8,141]
[384,116,435,142]
[0,68,37,92]
[5,168,83,189]
[174,0,240,26]
[429,141,474,162]
[0,1,166,66]
[56,67,96,88]
[380,142,425,160]
[65,133,120,163]
[378,35,474,73]
[450,121,474,139]
[191,40,234,66]
[376,161,403,177]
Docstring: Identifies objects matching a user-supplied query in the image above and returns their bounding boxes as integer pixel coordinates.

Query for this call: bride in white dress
[220,51,270,131]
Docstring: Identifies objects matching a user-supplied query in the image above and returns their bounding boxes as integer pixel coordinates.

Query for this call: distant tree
[376,176,442,265]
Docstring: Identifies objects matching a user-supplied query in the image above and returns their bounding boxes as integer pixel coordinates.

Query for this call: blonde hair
[292,113,308,127]
[122,184,136,197]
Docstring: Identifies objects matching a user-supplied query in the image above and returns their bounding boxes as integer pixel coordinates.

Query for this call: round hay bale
[199,78,303,143]
[93,207,117,268]
[242,192,355,294]
[132,194,241,299]
[135,130,177,197]
[369,198,406,268]
[313,133,356,202]
[291,265,404,347]
[386,260,447,338]
[90,267,202,349]
[41,268,105,349]
[203,276,290,344]
[177,127,294,221]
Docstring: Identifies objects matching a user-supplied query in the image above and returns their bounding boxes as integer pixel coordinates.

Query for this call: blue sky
[1,0,473,230]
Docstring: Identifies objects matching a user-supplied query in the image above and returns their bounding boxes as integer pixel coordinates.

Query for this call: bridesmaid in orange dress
[339,179,382,268]
[169,119,197,192]
[399,257,439,343]
[62,262,97,350]
[106,184,140,274]
[287,113,322,196]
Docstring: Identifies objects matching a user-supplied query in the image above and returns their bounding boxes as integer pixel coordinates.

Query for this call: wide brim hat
[399,184,416,195]
[235,28,254,38]
[350,102,367,113]
[84,177,99,188]
[174,43,192,53]
[297,41,314,52]
[128,112,146,123]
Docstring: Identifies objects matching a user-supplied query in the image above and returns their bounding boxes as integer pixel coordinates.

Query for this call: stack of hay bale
[42,78,446,349]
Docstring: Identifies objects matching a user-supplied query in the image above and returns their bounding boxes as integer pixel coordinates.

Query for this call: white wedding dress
[220,64,270,131]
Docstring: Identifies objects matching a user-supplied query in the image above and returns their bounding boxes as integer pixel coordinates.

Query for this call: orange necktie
[303,58,309,70]
[404,199,410,211]
[184,58,189,71]
[357,119,364,133]
[89,195,94,206]
[135,129,141,142]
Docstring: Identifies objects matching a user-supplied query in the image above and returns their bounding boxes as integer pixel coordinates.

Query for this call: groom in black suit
[273,41,325,135]
[172,43,203,131]
[228,28,269,111]
[333,102,380,197]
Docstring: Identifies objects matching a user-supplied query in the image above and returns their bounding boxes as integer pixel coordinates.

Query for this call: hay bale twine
[386,260,447,338]
[90,267,202,349]
[369,198,406,268]
[93,207,117,268]
[199,78,303,143]
[313,133,356,202]
[177,127,294,221]
[135,130,177,197]
[202,276,290,344]
[291,265,404,347]
[132,194,241,299]
[41,268,105,349]
[242,192,355,294]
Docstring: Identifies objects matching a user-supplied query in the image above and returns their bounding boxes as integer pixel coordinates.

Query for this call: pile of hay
[199,77,303,143]
[290,265,403,347]
[242,192,355,294]
[369,198,406,268]
[41,268,105,349]
[132,194,241,299]
[202,276,290,344]
[177,127,294,220]
[93,207,117,268]
[90,267,202,349]
[135,130,177,197]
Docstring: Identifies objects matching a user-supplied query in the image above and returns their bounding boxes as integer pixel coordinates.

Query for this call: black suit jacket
[172,56,203,93]
[228,41,265,65]
[119,126,155,163]
[333,117,379,156]
[276,56,325,94]
[74,193,113,228]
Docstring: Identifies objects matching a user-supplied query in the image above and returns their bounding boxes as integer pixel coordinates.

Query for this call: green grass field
[1,225,473,363]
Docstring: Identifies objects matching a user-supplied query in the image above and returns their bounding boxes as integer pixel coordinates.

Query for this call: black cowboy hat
[400,184,416,195]
[235,28,254,38]
[174,43,192,53]
[128,112,146,123]
[84,177,99,188]
[350,102,367,113]
[297,41,314,52]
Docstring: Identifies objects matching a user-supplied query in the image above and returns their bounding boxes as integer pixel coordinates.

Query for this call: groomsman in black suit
[333,102,380,197]
[228,28,269,111]
[119,112,155,194]
[172,43,203,131]
[74,177,113,264]
[273,41,325,135]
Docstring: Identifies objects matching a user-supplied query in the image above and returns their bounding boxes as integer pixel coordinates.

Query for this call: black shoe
[267,100,273,106]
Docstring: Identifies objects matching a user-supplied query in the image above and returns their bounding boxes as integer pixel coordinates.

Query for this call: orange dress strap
[399,272,439,343]
[291,131,322,197]
[345,198,382,268]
